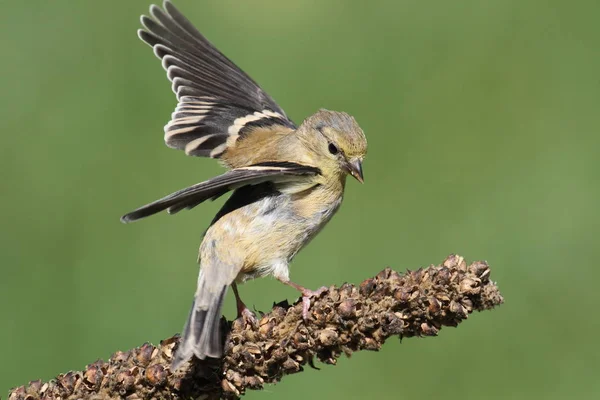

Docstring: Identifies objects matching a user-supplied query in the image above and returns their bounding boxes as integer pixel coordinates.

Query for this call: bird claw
[238,306,258,328]
[301,286,329,320]
[233,283,258,328]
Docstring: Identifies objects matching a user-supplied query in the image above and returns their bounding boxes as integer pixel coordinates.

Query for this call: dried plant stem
[9,254,503,400]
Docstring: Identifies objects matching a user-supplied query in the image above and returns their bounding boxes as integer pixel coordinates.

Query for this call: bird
[121,1,367,370]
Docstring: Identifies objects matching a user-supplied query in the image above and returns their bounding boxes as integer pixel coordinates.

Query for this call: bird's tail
[171,271,227,370]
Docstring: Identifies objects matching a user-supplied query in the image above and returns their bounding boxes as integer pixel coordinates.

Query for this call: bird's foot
[238,305,258,328]
[276,278,329,320]
[232,282,258,328]
[300,286,329,320]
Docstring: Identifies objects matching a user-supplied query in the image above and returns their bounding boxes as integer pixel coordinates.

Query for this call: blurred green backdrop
[2,0,599,398]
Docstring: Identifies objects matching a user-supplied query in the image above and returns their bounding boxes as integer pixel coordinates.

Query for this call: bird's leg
[232,282,257,327]
[277,278,328,320]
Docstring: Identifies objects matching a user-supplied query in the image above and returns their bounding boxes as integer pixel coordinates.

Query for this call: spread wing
[121,162,320,223]
[138,1,296,160]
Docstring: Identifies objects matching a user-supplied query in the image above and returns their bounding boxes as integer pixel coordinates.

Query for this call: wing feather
[138,2,296,160]
[120,162,320,223]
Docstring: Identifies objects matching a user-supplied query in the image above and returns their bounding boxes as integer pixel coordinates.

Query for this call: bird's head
[298,109,367,183]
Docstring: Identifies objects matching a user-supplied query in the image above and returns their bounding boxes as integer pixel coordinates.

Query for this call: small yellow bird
[122,1,367,370]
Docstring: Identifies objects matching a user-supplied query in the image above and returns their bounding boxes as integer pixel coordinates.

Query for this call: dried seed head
[222,379,240,396]
[470,260,491,279]
[135,343,154,367]
[394,288,411,303]
[145,364,167,386]
[339,283,354,300]
[420,323,439,336]
[159,336,179,359]
[27,380,42,393]
[449,300,467,318]
[117,370,135,392]
[244,375,264,389]
[84,364,103,389]
[293,331,310,351]
[271,347,288,362]
[9,386,26,400]
[388,270,404,285]
[459,278,482,295]
[359,278,376,297]
[411,268,424,283]
[337,299,357,319]
[281,357,301,372]
[376,267,392,281]
[436,267,451,284]
[57,372,78,395]
[231,318,245,332]
[226,370,244,387]
[462,298,474,312]
[8,255,504,400]
[443,254,462,268]
[382,313,404,335]
[317,329,339,346]
[111,350,130,363]
[436,293,451,302]
[258,316,275,337]
[428,297,442,315]
[362,337,381,350]
[245,343,262,355]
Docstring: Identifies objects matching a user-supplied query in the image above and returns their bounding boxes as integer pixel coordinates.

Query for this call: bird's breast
[199,184,343,281]
[288,185,343,253]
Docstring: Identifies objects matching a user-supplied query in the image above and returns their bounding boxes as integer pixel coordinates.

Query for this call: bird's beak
[347,159,364,183]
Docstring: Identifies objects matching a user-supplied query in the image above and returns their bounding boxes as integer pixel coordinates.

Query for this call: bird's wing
[120,162,320,223]
[138,1,296,160]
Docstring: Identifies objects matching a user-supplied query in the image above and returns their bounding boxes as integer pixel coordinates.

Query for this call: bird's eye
[328,143,339,155]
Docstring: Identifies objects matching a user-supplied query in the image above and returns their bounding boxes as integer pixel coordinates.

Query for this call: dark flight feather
[120,162,320,223]
[138,1,296,159]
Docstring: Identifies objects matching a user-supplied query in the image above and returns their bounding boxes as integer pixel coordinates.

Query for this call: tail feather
[171,283,227,370]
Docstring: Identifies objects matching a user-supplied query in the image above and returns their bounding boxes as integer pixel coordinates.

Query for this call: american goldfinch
[121,1,367,370]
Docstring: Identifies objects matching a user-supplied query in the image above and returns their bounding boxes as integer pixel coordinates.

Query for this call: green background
[2,0,599,398]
